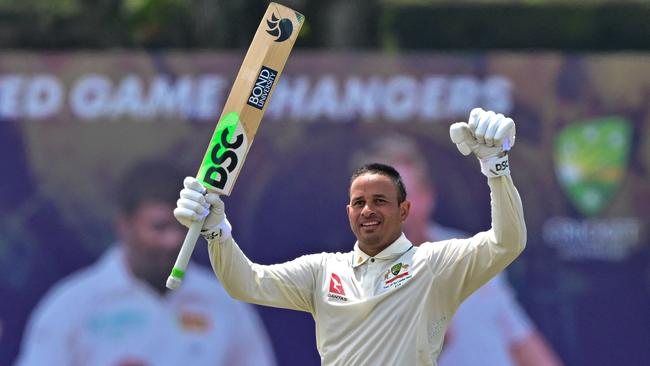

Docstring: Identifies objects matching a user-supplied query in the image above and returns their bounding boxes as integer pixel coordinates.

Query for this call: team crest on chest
[383,262,413,289]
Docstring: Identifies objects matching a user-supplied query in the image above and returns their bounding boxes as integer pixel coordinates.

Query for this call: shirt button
[370,258,375,263]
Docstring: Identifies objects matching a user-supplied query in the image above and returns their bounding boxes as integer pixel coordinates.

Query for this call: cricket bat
[167,3,304,290]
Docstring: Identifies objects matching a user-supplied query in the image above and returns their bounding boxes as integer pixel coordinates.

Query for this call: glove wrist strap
[479,153,510,177]
[201,218,232,243]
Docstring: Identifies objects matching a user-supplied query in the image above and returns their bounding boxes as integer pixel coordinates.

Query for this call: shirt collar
[352,233,413,268]
[97,244,133,289]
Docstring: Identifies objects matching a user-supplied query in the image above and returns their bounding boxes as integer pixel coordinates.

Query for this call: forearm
[487,174,527,260]
[445,175,526,302]
[207,237,260,303]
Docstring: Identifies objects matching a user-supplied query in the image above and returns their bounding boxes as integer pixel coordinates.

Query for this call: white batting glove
[174,177,232,242]
[449,108,516,177]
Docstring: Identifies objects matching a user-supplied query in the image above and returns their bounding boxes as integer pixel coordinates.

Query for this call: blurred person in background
[15,159,275,366]
[353,134,562,366]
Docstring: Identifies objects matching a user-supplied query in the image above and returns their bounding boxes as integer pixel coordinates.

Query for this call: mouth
[360,220,380,228]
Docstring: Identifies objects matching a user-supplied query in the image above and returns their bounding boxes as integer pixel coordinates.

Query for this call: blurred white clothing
[16,245,276,366]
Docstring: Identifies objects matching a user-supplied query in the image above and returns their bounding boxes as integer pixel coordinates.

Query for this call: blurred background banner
[2,50,650,365]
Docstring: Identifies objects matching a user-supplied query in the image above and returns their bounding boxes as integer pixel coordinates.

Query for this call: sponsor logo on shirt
[178,311,211,333]
[383,262,412,289]
[327,273,348,301]
[329,273,346,295]
[88,309,148,339]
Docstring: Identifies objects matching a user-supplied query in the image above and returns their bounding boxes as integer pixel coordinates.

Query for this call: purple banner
[1,52,649,366]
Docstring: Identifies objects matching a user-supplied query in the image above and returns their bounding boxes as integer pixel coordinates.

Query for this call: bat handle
[166,218,205,290]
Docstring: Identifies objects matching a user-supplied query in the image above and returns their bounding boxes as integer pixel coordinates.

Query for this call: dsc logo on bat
[199,112,248,192]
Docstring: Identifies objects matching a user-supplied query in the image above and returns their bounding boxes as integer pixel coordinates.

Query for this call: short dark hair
[350,163,407,204]
[117,159,187,216]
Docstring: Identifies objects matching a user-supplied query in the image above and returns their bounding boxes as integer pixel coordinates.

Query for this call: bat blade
[197,3,304,196]
[167,3,304,290]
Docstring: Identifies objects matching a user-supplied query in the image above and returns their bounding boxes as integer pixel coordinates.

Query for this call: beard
[128,247,177,294]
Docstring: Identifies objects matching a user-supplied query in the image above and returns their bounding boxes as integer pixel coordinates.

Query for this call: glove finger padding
[449,122,474,156]
[176,196,208,216]
[180,187,208,206]
[467,107,484,131]
[183,176,207,194]
[494,117,515,151]
[174,206,202,228]
[174,176,232,242]
[483,113,504,147]
[473,110,495,145]
[451,108,516,178]
[205,193,225,221]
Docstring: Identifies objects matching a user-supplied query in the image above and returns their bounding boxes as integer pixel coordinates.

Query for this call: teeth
[361,221,379,227]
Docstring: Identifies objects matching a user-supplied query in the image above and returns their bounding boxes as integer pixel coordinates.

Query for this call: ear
[346,204,351,216]
[399,200,411,222]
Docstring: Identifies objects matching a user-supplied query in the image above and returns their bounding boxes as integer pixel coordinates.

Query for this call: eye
[152,221,169,232]
[375,198,387,205]
[352,199,364,207]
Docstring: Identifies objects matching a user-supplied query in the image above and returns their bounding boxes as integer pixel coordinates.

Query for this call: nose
[361,203,374,217]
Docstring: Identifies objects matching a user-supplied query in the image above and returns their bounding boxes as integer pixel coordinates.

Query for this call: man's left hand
[449,108,516,177]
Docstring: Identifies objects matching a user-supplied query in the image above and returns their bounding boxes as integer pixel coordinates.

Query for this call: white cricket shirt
[429,224,534,366]
[16,245,276,366]
[209,176,526,366]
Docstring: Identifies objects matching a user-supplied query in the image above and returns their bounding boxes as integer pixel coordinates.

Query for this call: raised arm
[174,177,319,313]
[454,109,527,256]
[429,108,527,307]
